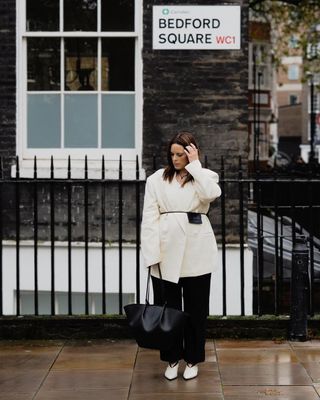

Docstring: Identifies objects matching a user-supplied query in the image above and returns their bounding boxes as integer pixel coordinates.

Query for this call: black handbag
[124,265,189,351]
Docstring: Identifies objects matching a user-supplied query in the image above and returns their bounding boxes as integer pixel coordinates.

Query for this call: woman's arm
[141,177,162,267]
[185,160,221,202]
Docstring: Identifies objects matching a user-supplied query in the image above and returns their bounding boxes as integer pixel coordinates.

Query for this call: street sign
[153,5,241,50]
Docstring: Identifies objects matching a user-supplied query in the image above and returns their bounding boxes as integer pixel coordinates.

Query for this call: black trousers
[151,273,211,365]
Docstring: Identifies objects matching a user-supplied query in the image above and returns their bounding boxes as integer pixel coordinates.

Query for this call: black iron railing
[0,156,319,317]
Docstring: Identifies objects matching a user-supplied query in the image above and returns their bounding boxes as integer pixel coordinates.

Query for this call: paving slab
[223,385,320,399]
[0,339,319,399]
[0,368,49,393]
[0,395,34,400]
[219,363,312,385]
[40,369,133,391]
[34,388,128,400]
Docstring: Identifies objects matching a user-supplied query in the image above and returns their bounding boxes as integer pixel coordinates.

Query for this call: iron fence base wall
[1,315,319,340]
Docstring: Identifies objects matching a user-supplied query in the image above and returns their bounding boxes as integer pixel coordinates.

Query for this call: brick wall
[1,181,144,243]
[142,0,249,174]
[277,91,301,107]
[278,104,302,138]
[142,0,249,241]
[0,0,16,174]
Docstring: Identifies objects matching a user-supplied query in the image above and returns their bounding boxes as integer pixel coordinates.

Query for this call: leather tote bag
[124,265,189,351]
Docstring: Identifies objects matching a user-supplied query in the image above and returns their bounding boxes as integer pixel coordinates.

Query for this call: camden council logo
[162,8,169,15]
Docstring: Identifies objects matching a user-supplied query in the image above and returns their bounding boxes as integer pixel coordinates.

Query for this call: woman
[141,132,221,381]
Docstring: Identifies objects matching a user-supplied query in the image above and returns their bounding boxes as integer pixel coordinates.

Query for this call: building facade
[248,21,275,170]
[276,34,304,160]
[1,0,248,176]
[0,1,251,316]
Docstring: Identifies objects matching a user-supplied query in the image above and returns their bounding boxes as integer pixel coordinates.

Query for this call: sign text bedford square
[153,5,241,50]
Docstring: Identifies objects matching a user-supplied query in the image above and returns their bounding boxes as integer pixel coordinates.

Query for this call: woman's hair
[163,131,200,186]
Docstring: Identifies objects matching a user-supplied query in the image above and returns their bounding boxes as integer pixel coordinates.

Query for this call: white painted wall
[2,242,253,316]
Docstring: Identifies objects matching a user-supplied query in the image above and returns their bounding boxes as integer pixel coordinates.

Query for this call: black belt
[160,211,207,215]
[160,211,207,224]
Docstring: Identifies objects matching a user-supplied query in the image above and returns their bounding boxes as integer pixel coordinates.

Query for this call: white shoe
[183,363,198,380]
[164,361,179,380]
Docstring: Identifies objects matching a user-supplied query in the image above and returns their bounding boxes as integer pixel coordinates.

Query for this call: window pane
[28,94,61,148]
[27,38,60,91]
[64,0,97,31]
[26,0,59,31]
[289,35,298,49]
[65,94,97,148]
[65,38,97,91]
[289,95,298,105]
[101,38,135,91]
[101,0,134,31]
[102,94,135,148]
[288,65,299,80]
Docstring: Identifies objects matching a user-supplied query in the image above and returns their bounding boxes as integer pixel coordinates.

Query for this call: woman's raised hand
[184,143,199,163]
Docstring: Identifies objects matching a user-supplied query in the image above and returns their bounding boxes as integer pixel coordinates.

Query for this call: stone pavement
[1,339,320,399]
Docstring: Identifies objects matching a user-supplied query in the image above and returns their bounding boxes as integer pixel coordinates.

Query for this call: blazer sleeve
[141,176,161,268]
[185,159,221,202]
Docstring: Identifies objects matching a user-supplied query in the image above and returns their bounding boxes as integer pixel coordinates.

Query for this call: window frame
[289,94,299,105]
[16,0,143,163]
[287,64,300,81]
[248,42,272,91]
[307,89,320,143]
[288,35,299,49]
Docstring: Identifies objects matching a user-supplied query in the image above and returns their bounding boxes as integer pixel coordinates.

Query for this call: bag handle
[145,264,164,304]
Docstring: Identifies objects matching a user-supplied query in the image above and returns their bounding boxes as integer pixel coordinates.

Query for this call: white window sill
[11,159,146,180]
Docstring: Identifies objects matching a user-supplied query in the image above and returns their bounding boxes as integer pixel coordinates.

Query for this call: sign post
[153,5,241,50]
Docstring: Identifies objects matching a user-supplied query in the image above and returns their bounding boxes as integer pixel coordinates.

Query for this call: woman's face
[170,143,188,171]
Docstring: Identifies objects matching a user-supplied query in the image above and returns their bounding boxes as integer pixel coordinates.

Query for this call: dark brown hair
[162,131,200,186]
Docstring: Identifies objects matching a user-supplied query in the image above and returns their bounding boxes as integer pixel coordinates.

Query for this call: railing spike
[136,155,139,180]
[34,156,37,179]
[16,155,20,178]
[68,155,71,179]
[119,154,123,180]
[50,156,54,179]
[84,155,88,179]
[102,155,105,180]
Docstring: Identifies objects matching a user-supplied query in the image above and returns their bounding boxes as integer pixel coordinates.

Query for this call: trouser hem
[183,357,205,364]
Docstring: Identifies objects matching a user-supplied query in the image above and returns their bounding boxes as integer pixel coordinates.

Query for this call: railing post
[0,157,3,316]
[289,236,309,341]
[101,155,106,315]
[238,156,245,316]
[33,156,39,315]
[118,155,123,314]
[50,156,55,316]
[15,156,20,316]
[67,155,72,315]
[84,155,89,315]
[135,155,141,304]
[220,156,226,316]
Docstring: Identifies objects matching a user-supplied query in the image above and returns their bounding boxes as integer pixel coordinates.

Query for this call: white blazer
[141,160,221,283]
